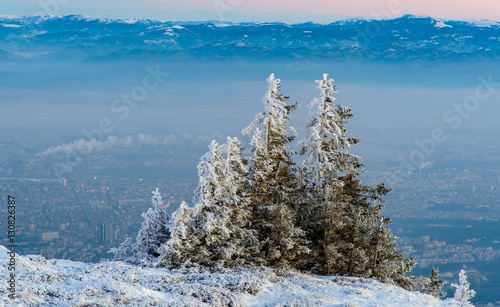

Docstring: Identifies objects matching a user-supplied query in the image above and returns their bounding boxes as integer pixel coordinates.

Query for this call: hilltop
[0,246,459,306]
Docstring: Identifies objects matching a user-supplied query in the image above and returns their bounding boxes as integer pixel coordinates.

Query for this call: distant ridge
[1,13,499,27]
[1,14,499,63]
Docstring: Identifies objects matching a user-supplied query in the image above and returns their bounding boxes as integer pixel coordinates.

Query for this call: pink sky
[140,0,500,21]
[3,0,500,22]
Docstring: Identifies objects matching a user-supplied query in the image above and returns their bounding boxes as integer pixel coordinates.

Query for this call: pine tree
[109,236,134,262]
[323,174,375,277]
[186,139,258,267]
[222,136,260,265]
[417,267,446,298]
[157,201,194,267]
[452,269,476,306]
[110,188,170,264]
[299,74,415,287]
[243,73,309,268]
[299,73,361,183]
[134,188,171,263]
[189,140,231,265]
[429,267,447,299]
[326,155,415,288]
[298,73,361,273]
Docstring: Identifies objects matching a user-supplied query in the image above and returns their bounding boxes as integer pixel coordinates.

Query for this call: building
[101,222,113,243]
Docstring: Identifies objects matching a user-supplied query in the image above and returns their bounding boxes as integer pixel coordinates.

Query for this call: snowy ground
[0,246,458,306]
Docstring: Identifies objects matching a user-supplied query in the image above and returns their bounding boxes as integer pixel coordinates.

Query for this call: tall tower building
[101,222,113,243]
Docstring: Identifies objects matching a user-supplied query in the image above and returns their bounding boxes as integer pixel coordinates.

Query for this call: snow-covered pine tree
[157,201,194,267]
[223,136,260,265]
[110,188,170,264]
[188,140,230,266]
[299,73,361,182]
[416,267,446,298]
[428,267,447,298]
[133,188,171,263]
[299,74,415,287]
[327,161,415,289]
[452,269,476,306]
[183,139,258,267]
[324,174,375,276]
[298,73,361,273]
[243,73,309,268]
[109,236,135,262]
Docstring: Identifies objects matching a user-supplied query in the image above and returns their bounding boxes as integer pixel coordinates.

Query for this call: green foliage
[245,77,309,268]
[416,267,447,298]
[297,74,414,287]
[155,73,414,290]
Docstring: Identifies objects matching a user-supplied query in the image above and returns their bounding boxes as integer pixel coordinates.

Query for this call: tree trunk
[372,226,381,277]
[267,121,271,152]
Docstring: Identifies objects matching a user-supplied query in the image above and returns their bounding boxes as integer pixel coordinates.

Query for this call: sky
[1,0,500,23]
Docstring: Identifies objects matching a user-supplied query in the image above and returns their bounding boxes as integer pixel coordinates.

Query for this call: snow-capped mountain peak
[0,14,499,64]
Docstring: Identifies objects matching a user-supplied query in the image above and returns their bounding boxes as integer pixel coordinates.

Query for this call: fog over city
[1,9,500,305]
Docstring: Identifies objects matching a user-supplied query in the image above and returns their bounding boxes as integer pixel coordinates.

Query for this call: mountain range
[1,14,500,63]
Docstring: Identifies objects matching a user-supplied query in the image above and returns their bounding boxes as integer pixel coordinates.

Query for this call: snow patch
[434,20,452,28]
[1,23,22,28]
[404,14,432,19]
[0,15,19,19]
[0,248,459,306]
[124,17,142,24]
[443,18,500,28]
[466,19,500,27]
